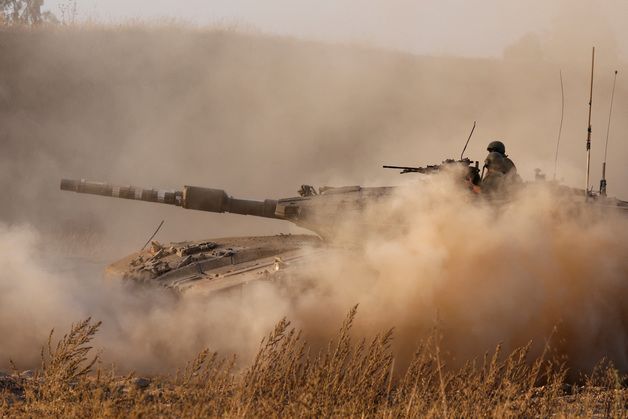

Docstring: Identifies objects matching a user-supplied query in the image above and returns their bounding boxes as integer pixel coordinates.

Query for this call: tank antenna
[600,70,618,196]
[553,70,565,181]
[460,120,476,160]
[141,219,165,251]
[584,47,595,198]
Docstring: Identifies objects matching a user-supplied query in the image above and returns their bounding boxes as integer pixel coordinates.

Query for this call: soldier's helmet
[487,140,506,155]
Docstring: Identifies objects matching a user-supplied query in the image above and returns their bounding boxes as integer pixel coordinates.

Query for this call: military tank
[60,157,628,295]
[59,177,396,295]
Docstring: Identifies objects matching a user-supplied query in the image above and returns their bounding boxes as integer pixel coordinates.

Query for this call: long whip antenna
[600,70,618,196]
[460,121,476,160]
[584,47,595,197]
[553,70,565,181]
[141,219,165,251]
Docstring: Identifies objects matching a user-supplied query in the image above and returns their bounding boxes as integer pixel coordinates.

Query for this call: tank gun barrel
[60,179,281,219]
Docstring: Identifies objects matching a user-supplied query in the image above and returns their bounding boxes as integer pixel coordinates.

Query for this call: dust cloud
[289,175,628,373]
[0,1,627,374]
[1,174,626,374]
[0,221,295,372]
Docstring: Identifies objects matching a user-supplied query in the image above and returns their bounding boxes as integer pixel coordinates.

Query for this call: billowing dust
[0,1,627,374]
[293,175,628,373]
[1,174,626,374]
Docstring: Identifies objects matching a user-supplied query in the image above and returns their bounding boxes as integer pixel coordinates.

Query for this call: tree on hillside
[1,0,56,24]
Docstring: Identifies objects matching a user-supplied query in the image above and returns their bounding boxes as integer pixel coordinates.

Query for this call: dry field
[1,311,625,418]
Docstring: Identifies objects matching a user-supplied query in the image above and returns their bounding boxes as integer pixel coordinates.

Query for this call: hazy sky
[43,0,628,58]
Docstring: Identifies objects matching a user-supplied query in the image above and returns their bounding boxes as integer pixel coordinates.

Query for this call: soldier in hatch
[486,141,516,174]
[480,140,520,194]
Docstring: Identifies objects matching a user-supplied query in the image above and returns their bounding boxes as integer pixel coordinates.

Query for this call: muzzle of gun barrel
[60,179,183,206]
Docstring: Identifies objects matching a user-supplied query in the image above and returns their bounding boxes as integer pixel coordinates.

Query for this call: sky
[43,0,628,58]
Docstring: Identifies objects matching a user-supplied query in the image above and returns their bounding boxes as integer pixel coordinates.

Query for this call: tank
[59,178,395,294]
[60,158,628,294]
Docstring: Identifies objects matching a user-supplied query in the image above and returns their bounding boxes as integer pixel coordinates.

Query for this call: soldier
[481,141,519,194]
[486,140,516,175]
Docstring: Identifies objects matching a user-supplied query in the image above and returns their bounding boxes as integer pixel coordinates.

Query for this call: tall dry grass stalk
[1,310,626,417]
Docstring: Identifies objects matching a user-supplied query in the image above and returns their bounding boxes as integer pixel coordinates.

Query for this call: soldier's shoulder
[503,157,517,174]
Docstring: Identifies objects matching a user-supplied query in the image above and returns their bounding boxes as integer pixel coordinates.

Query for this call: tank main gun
[60,179,393,239]
[60,179,280,219]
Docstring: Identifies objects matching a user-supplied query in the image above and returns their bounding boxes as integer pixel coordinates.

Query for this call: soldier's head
[485,151,508,173]
[487,140,506,155]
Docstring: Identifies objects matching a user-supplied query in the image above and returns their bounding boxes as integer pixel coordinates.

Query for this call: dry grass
[1,309,625,418]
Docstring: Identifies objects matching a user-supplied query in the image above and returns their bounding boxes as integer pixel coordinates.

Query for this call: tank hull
[105,234,325,294]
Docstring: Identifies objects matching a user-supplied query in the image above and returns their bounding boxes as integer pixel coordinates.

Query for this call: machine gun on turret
[383,157,481,185]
